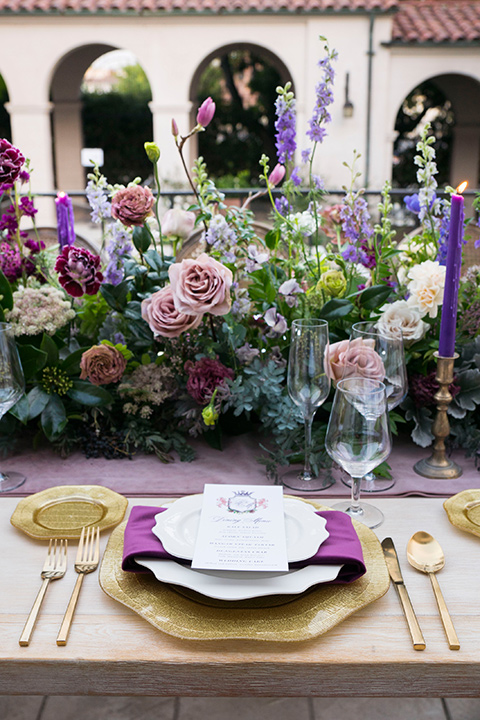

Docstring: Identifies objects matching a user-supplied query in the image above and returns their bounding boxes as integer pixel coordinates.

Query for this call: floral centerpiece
[1,38,480,476]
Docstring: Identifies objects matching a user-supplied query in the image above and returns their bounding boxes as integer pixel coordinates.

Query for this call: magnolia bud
[196,97,216,128]
[171,118,179,137]
[268,163,286,187]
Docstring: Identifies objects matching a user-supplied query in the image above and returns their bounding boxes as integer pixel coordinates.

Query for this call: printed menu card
[191,484,288,572]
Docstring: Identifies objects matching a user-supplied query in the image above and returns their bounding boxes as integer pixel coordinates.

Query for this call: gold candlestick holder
[414,352,463,479]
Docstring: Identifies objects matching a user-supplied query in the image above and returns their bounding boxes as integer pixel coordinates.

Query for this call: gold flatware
[56,526,100,646]
[407,531,460,650]
[19,539,68,647]
[381,537,425,650]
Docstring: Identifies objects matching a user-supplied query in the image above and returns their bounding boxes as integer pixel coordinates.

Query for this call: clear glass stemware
[347,321,408,492]
[325,377,391,528]
[282,318,333,492]
[0,322,26,492]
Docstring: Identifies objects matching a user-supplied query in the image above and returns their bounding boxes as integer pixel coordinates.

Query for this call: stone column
[52,100,85,192]
[5,101,56,226]
[149,101,193,190]
[450,124,480,193]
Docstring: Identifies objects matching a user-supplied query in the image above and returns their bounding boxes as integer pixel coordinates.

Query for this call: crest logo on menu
[216,490,268,514]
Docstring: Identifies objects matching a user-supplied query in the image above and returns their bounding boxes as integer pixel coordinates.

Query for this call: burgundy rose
[111,185,155,227]
[169,253,232,316]
[141,285,203,339]
[80,344,127,386]
[55,245,103,297]
[185,357,234,405]
[0,139,25,185]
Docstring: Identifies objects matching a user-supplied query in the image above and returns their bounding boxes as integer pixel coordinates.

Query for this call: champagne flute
[325,377,391,528]
[0,323,26,492]
[350,321,408,492]
[282,318,333,492]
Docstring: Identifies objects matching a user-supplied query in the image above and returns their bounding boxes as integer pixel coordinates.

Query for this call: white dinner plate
[133,557,344,601]
[152,495,329,563]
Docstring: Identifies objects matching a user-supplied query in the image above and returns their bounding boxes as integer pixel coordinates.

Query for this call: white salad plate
[133,557,344,601]
[152,495,329,563]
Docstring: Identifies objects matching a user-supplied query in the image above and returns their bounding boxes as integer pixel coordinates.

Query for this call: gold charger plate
[444,489,480,538]
[99,501,389,641]
[11,485,128,539]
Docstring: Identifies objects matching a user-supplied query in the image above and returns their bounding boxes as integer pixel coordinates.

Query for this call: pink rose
[326,337,385,384]
[168,253,232,316]
[141,285,203,339]
[111,185,155,227]
[162,208,195,239]
[80,344,127,385]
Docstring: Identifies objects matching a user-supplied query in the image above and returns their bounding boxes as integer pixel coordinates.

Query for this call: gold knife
[381,537,426,651]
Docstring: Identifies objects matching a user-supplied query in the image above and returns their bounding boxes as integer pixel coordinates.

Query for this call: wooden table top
[2,495,480,697]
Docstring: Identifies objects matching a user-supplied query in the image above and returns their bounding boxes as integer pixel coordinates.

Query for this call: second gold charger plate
[11,485,128,539]
[444,489,480,538]
[99,501,389,641]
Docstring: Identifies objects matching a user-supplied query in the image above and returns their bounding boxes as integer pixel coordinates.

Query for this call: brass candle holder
[414,352,463,479]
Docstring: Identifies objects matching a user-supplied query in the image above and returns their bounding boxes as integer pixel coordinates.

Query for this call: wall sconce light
[343,72,354,118]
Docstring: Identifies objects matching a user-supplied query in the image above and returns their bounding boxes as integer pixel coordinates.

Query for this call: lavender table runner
[2,433,478,499]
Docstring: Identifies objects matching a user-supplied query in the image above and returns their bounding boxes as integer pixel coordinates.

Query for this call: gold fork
[19,539,68,646]
[56,526,100,646]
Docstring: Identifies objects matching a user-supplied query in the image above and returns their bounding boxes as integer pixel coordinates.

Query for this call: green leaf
[67,380,113,407]
[100,281,130,310]
[40,333,59,366]
[359,284,394,310]
[318,298,354,320]
[8,394,29,424]
[27,386,51,419]
[132,224,152,253]
[41,395,67,440]
[60,347,88,376]
[143,249,166,273]
[264,229,280,251]
[17,345,48,380]
[0,268,13,311]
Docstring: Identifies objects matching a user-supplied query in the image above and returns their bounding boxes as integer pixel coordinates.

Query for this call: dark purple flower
[19,170,30,184]
[0,139,25,185]
[18,196,37,218]
[409,370,460,408]
[24,238,46,253]
[55,245,103,297]
[0,242,22,281]
[184,357,234,405]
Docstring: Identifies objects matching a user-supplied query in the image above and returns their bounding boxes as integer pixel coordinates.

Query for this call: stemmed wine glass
[350,321,408,492]
[282,318,333,492]
[0,322,26,492]
[325,377,391,528]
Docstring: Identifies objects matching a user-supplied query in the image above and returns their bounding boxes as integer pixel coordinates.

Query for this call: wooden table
[1,495,480,697]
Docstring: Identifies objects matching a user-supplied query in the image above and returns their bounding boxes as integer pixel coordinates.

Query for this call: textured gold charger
[444,489,480,538]
[10,485,128,539]
[99,501,390,641]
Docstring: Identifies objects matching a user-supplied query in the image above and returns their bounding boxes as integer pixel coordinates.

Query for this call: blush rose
[326,337,385,384]
[111,185,155,227]
[141,285,203,339]
[168,253,232,316]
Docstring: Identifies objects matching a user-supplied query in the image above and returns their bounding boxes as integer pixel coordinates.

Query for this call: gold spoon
[407,531,460,650]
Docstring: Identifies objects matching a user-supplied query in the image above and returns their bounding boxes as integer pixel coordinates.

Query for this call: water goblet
[0,322,26,492]
[349,321,408,492]
[282,318,333,492]
[325,377,391,528]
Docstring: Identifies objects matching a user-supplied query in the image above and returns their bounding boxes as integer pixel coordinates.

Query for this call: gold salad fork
[56,526,100,646]
[19,539,68,646]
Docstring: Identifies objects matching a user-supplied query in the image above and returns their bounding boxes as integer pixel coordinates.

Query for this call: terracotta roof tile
[0,0,399,13]
[392,1,480,43]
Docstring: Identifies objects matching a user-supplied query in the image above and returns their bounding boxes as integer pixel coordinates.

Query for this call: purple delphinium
[306,42,337,146]
[404,193,421,214]
[275,196,291,217]
[339,194,375,268]
[205,214,237,255]
[105,224,133,286]
[274,95,297,165]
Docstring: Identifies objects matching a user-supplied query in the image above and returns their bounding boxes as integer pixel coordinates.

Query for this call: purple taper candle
[438,182,467,357]
[55,192,76,249]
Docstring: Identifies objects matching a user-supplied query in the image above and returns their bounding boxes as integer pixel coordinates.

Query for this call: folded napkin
[122,504,366,584]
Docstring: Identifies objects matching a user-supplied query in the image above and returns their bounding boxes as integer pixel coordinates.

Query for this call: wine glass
[282,318,333,492]
[350,321,408,492]
[0,322,26,492]
[325,377,391,528]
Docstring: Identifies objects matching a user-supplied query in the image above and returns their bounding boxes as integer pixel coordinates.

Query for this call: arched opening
[392,73,480,191]
[190,44,293,187]
[50,45,153,192]
[0,73,11,142]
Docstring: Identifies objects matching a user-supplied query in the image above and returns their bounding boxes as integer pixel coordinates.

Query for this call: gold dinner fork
[56,525,100,646]
[19,539,68,646]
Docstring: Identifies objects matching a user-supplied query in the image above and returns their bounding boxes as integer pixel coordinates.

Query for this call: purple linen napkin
[122,505,366,584]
